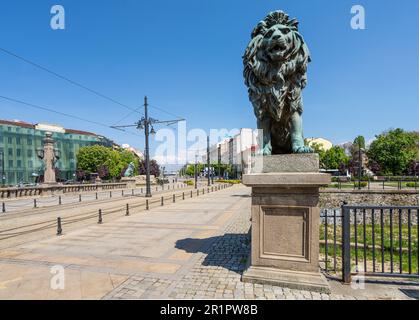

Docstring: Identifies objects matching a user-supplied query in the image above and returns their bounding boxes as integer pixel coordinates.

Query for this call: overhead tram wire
[0,47,183,125]
[0,95,140,137]
[0,47,138,114]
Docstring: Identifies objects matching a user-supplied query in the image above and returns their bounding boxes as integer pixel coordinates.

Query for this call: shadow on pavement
[175,231,251,274]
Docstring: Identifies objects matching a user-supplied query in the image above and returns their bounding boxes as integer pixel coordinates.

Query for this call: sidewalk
[0,185,416,300]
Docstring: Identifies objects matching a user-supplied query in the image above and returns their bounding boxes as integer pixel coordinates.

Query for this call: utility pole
[207,136,211,186]
[358,144,362,190]
[144,96,152,197]
[111,96,184,198]
[194,154,198,189]
[217,145,221,180]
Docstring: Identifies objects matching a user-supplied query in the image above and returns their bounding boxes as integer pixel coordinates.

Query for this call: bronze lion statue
[243,10,313,155]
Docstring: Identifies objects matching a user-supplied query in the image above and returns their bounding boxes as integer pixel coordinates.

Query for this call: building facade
[0,120,113,186]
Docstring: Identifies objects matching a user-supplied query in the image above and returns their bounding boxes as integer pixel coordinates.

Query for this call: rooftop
[0,119,98,137]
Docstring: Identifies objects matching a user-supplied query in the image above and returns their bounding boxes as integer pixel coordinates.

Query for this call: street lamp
[194,154,198,189]
[111,96,184,198]
[358,145,365,190]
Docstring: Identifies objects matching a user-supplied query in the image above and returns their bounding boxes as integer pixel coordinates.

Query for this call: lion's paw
[292,145,313,154]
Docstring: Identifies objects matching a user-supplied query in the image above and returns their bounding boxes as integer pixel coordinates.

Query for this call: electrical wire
[0,95,141,137]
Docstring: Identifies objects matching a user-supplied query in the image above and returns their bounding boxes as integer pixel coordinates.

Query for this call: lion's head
[243,11,311,154]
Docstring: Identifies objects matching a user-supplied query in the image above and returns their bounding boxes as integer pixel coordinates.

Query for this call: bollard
[122,190,124,197]
[156,186,158,192]
[57,217,62,236]
[98,209,103,224]
[110,191,112,198]
[34,199,37,208]
[146,199,149,210]
[132,189,134,196]
[79,194,82,202]
[173,194,175,203]
[2,202,5,213]
[182,192,185,200]
[96,192,98,200]
[141,188,143,193]
[126,203,130,216]
[59,196,62,205]
[161,196,164,206]
[203,188,205,194]
[191,190,193,198]
[197,190,199,196]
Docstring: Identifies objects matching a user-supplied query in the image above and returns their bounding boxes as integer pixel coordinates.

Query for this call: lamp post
[194,154,198,189]
[358,145,364,190]
[112,96,184,198]
[207,136,211,186]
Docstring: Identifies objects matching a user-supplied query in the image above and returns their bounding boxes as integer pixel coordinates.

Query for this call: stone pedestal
[121,177,136,189]
[242,154,331,293]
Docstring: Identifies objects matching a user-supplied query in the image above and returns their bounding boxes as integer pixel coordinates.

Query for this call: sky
[0,0,418,166]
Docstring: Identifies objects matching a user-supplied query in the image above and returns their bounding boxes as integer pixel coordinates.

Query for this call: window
[8,160,13,168]
[7,127,11,132]
[17,160,22,168]
[28,160,33,168]
[27,150,33,157]
[27,138,32,145]
[16,137,21,145]
[7,137,12,144]
[17,149,21,157]
[8,148,12,156]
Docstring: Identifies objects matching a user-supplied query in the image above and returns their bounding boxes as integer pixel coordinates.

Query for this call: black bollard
[173,194,175,203]
[126,203,130,216]
[146,199,149,210]
[95,192,98,200]
[2,202,5,213]
[57,217,62,236]
[59,196,62,205]
[161,196,164,206]
[182,192,185,200]
[110,191,112,198]
[191,190,193,198]
[34,199,37,208]
[132,189,134,196]
[98,209,103,224]
[79,194,82,202]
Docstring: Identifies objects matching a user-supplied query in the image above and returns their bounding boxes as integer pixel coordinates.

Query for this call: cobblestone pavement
[104,198,360,300]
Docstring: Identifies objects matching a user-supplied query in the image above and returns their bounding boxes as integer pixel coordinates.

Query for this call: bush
[217,179,241,184]
[184,180,194,186]
[406,182,417,188]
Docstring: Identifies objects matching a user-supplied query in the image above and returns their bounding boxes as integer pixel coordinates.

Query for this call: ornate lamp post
[37,132,60,185]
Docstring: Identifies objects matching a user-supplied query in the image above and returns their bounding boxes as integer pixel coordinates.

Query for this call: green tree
[322,146,349,170]
[353,135,366,149]
[76,145,137,180]
[367,129,416,175]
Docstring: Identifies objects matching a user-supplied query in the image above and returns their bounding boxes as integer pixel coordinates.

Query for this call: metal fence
[320,205,419,283]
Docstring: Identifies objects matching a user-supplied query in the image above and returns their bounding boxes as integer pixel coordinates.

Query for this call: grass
[319,222,419,274]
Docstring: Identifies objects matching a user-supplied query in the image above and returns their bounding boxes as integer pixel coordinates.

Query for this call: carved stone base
[242,154,331,293]
[242,266,330,293]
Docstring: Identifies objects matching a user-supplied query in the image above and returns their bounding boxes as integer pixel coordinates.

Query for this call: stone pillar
[42,132,56,185]
[242,154,331,293]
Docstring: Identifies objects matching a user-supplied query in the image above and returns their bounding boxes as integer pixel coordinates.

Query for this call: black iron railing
[320,205,419,283]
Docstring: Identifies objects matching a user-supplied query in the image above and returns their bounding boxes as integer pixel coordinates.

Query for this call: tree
[138,159,160,177]
[353,135,366,149]
[322,146,349,170]
[119,149,140,176]
[367,129,416,176]
[408,160,419,176]
[97,165,109,179]
[76,145,132,180]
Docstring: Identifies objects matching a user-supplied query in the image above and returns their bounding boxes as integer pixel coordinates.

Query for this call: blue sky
[0,0,418,162]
